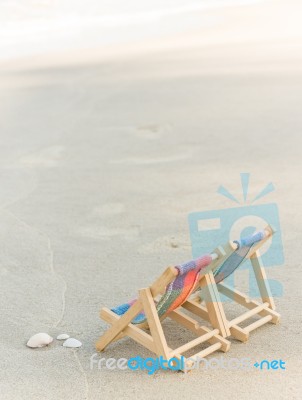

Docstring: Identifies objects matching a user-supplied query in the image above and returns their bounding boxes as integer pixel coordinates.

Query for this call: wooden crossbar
[228,303,269,327]
[245,315,273,333]
[170,329,219,357]
[191,343,222,360]
[182,298,209,320]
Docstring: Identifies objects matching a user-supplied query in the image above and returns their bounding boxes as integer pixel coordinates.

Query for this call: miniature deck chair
[186,225,280,343]
[96,251,231,371]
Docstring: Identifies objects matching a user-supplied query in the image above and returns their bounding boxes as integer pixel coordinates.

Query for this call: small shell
[27,333,53,348]
[56,334,70,340]
[63,338,82,348]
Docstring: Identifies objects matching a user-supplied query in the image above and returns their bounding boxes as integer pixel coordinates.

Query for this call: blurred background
[0,0,301,64]
[0,0,265,61]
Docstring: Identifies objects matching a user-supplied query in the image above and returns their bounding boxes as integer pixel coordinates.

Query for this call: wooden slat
[228,303,269,327]
[169,309,199,330]
[170,330,219,357]
[191,343,222,360]
[182,299,209,320]
[245,315,272,333]
[229,325,249,342]
[150,266,178,297]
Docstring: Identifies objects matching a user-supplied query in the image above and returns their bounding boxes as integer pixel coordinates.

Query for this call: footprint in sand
[135,123,173,140]
[137,234,191,254]
[77,226,140,241]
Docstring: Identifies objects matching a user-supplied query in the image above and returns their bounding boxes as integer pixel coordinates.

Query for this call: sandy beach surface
[0,0,302,399]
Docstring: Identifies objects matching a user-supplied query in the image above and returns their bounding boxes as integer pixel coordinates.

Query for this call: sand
[0,0,301,399]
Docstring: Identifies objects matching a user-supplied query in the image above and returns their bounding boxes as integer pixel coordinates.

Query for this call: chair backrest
[111,254,213,324]
[213,228,272,284]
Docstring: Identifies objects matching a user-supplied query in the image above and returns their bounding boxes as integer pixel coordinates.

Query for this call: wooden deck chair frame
[188,225,280,343]
[96,253,231,372]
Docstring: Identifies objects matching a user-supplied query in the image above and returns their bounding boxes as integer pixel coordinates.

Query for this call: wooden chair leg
[199,272,230,337]
[100,308,156,353]
[250,250,276,310]
[139,288,170,358]
[96,300,143,351]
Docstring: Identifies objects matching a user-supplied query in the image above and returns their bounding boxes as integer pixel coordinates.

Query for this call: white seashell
[63,338,82,348]
[27,333,53,348]
[56,334,70,340]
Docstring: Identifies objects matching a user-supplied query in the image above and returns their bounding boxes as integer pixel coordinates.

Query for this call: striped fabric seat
[111,255,212,324]
[214,230,266,283]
